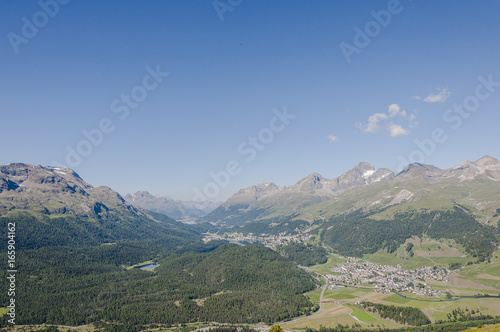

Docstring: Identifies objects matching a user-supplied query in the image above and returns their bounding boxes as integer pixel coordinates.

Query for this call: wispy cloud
[356,104,415,137]
[424,88,450,103]
[327,135,339,143]
[414,88,451,103]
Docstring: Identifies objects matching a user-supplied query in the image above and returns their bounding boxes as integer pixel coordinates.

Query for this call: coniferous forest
[321,207,497,260]
[0,215,317,328]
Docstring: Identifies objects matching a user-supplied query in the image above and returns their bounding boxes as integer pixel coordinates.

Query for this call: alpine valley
[203,156,500,261]
[1,157,500,331]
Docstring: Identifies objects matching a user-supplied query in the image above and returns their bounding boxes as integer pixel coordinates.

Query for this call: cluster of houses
[326,258,451,297]
[203,231,311,249]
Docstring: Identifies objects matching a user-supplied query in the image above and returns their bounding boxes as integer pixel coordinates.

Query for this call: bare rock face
[0,163,141,219]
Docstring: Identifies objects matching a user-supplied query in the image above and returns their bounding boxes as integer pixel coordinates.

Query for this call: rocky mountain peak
[444,155,500,181]
[230,182,281,202]
[475,155,499,167]
[0,163,144,219]
[354,162,375,172]
[398,163,443,177]
[0,163,92,195]
[293,173,326,192]
[336,162,386,189]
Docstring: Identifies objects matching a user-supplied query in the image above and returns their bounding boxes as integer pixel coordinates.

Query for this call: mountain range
[0,163,199,248]
[124,191,220,220]
[1,158,498,328]
[2,156,499,248]
[203,155,500,228]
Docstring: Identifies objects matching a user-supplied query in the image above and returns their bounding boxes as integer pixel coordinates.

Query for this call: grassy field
[345,304,378,322]
[326,292,357,300]
[456,251,500,286]
[376,293,500,323]
[362,238,477,270]
[306,289,322,303]
[0,307,9,316]
[289,286,500,329]
[382,294,412,304]
[352,311,378,322]
[283,304,356,329]
[308,254,347,275]
[461,323,500,331]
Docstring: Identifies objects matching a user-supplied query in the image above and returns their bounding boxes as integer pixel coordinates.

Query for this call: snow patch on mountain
[363,170,375,178]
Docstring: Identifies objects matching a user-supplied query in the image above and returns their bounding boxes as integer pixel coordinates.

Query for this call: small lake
[135,264,158,270]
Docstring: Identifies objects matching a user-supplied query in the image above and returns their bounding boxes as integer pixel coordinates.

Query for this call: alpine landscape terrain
[1,156,500,331]
[2,1,500,332]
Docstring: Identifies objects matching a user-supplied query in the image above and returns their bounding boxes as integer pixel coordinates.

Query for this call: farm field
[288,250,500,329]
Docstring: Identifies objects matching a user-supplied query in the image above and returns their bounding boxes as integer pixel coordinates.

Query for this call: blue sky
[1,0,499,201]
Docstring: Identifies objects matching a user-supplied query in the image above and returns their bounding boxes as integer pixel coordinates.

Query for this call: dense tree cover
[321,208,497,260]
[277,242,328,266]
[0,212,200,249]
[361,302,431,326]
[0,242,315,328]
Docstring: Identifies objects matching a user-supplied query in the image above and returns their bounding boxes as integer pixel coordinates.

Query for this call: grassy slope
[295,177,500,225]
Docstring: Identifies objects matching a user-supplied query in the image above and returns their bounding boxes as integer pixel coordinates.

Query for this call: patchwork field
[288,249,500,329]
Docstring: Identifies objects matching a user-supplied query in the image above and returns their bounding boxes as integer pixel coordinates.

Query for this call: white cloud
[327,135,339,143]
[423,88,450,103]
[356,112,387,134]
[387,123,409,137]
[388,104,407,118]
[356,104,414,137]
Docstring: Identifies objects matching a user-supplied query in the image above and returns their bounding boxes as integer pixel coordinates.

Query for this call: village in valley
[325,258,451,297]
[204,232,453,297]
[203,231,311,249]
